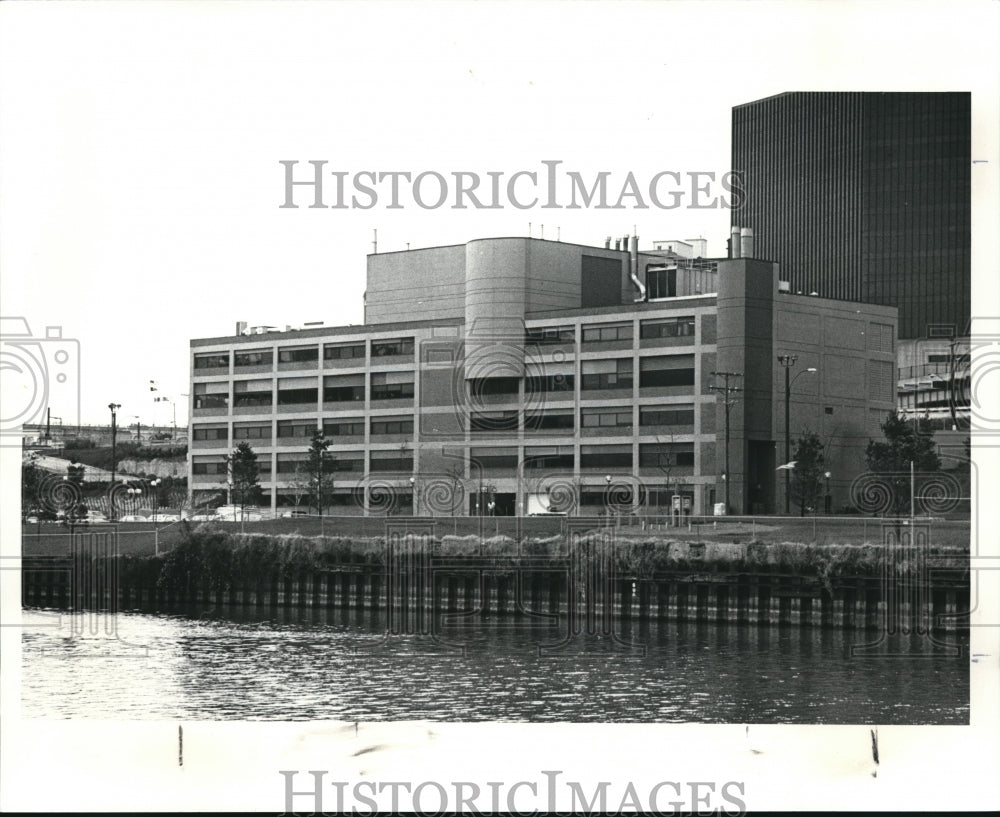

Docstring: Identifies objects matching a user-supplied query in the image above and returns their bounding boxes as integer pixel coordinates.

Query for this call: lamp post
[108,403,121,520]
[777,355,817,514]
[409,476,417,516]
[150,478,161,522]
[127,486,143,519]
[823,471,832,515]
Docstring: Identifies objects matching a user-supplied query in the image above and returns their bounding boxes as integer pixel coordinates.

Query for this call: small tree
[286,461,312,512]
[305,431,336,515]
[227,442,262,520]
[655,434,683,523]
[790,432,825,517]
[866,412,941,516]
[63,461,89,525]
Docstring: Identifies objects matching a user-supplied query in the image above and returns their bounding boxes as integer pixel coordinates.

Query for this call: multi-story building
[731,91,970,342]
[189,236,896,516]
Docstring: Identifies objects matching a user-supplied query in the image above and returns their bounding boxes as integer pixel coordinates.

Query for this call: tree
[227,442,262,520]
[286,461,313,512]
[655,434,683,524]
[789,432,825,517]
[63,461,89,526]
[21,456,43,521]
[865,412,941,516]
[305,431,336,515]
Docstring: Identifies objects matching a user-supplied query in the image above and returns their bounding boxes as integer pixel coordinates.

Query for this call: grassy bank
[124,524,967,596]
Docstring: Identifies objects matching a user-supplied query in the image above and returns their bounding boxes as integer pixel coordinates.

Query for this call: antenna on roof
[372,228,378,254]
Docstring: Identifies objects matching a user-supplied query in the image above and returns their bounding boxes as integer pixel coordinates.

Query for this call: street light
[777,356,817,514]
[150,478,161,522]
[127,486,143,519]
[823,471,832,515]
[409,476,417,516]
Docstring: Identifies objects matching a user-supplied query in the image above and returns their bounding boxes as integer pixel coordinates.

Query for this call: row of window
[194,319,703,372]
[194,338,417,371]
[194,358,697,409]
[192,444,695,476]
[193,406,696,442]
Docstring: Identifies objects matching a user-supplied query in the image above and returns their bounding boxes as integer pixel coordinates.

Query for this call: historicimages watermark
[279,160,745,211]
[279,769,747,815]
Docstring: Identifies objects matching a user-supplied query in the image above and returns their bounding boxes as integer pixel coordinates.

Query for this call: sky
[2,0,996,429]
[1,2,999,812]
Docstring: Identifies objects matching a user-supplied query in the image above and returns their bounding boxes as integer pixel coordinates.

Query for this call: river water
[20,606,968,723]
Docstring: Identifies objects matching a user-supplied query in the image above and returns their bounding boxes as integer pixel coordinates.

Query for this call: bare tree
[286,461,312,512]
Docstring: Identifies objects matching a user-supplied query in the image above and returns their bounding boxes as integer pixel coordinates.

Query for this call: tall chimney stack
[741,227,754,259]
[730,226,741,259]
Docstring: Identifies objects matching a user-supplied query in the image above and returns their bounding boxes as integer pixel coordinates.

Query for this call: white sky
[2,0,996,427]
[1,2,999,812]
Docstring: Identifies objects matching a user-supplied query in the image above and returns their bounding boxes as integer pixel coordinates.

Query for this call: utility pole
[777,354,797,514]
[709,371,742,514]
[108,403,121,520]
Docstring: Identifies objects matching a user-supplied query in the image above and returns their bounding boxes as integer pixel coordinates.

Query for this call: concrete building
[731,91,970,341]
[189,236,896,516]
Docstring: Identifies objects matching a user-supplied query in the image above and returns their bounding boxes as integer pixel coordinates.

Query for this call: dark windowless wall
[732,92,970,340]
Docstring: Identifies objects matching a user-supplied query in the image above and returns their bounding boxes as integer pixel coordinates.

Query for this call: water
[20,606,968,723]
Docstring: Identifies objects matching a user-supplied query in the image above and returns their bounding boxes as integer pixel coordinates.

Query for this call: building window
[524,412,574,431]
[371,338,414,357]
[192,458,227,475]
[331,455,364,473]
[639,406,695,427]
[525,326,575,345]
[581,407,633,429]
[233,424,269,440]
[278,346,319,364]
[276,455,308,474]
[277,376,318,405]
[194,353,229,370]
[580,444,633,469]
[470,410,518,432]
[323,419,365,437]
[234,349,273,367]
[639,442,695,468]
[369,451,413,472]
[277,420,318,438]
[324,342,366,360]
[646,266,677,299]
[370,372,414,400]
[640,316,695,339]
[581,358,633,390]
[468,377,519,397]
[639,355,695,388]
[470,449,518,471]
[324,373,365,402]
[523,446,574,470]
[193,382,228,409]
[233,379,272,408]
[192,426,228,441]
[371,417,414,436]
[582,322,633,343]
[525,372,574,394]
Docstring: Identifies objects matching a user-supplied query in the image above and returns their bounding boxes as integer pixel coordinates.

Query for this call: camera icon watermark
[417,319,567,441]
[0,316,80,446]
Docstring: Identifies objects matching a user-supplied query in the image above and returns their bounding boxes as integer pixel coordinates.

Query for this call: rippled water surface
[21,606,968,723]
